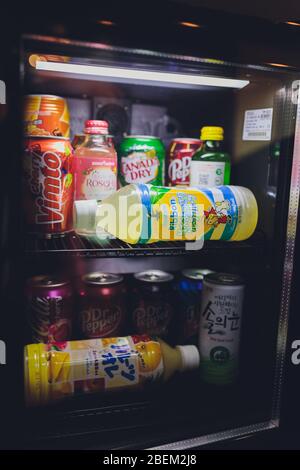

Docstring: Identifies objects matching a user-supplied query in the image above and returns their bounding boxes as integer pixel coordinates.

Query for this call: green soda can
[119,136,165,186]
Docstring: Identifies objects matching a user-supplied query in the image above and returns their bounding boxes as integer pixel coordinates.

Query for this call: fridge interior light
[35,61,250,89]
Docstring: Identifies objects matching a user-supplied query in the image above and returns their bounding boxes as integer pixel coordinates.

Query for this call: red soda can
[26,275,73,343]
[78,273,127,338]
[167,138,202,186]
[23,136,74,237]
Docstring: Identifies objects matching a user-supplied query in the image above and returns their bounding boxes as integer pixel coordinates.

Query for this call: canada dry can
[24,94,70,138]
[131,270,175,340]
[178,269,214,344]
[167,138,202,186]
[199,273,244,385]
[23,137,74,237]
[26,275,73,343]
[78,273,126,338]
[119,136,165,186]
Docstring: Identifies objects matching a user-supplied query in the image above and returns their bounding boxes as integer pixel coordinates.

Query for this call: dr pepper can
[167,138,202,186]
[131,270,175,341]
[77,273,127,339]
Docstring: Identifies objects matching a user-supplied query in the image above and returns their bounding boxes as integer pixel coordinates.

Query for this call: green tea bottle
[190,126,230,187]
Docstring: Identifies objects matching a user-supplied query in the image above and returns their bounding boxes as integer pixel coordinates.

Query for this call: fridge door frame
[1,25,300,448]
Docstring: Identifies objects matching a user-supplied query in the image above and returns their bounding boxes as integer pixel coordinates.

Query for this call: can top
[123,135,160,140]
[27,275,70,288]
[82,272,124,286]
[171,138,202,144]
[25,135,69,141]
[25,94,66,101]
[134,270,174,283]
[182,268,214,281]
[204,272,244,286]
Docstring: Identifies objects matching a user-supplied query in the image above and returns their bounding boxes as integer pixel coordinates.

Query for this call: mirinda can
[23,137,74,237]
[24,94,70,138]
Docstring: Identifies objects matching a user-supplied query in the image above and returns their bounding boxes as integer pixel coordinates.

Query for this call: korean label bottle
[190,126,231,187]
[24,336,200,406]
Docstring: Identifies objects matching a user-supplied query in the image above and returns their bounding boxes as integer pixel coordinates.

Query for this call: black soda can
[131,270,175,342]
[177,269,214,344]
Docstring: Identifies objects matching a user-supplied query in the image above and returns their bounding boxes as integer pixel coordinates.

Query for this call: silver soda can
[199,272,244,385]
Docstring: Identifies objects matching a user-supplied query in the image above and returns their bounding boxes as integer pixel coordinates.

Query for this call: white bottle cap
[176,345,200,372]
[73,199,98,233]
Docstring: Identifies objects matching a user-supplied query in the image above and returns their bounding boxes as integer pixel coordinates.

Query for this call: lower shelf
[20,368,273,449]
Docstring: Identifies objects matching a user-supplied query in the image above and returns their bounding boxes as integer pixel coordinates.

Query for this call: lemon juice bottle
[74,184,258,244]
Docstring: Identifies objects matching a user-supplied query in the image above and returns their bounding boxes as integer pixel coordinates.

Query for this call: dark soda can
[131,270,175,341]
[177,269,214,344]
[78,272,126,338]
[26,275,73,343]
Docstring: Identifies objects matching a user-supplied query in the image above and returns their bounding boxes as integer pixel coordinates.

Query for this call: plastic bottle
[73,120,117,204]
[74,184,258,244]
[190,126,230,187]
[24,335,200,406]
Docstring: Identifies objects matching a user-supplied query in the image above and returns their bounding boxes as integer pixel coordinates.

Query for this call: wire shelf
[25,231,266,259]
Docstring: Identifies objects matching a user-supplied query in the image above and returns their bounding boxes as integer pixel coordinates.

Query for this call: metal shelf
[25,231,266,259]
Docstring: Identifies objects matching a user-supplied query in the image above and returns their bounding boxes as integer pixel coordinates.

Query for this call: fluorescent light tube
[35,61,249,89]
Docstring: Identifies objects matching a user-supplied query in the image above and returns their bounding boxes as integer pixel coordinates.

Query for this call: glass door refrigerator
[1,5,300,450]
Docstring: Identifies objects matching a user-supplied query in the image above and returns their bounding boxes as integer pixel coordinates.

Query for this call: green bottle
[190,126,231,187]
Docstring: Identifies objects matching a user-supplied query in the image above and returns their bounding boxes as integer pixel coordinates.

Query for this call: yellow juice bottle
[74,184,258,244]
[24,336,200,406]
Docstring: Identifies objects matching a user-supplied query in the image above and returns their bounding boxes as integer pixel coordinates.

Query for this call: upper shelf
[25,231,266,259]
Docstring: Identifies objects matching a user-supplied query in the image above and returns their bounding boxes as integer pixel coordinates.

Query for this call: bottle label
[190,161,225,187]
[201,186,238,241]
[46,336,164,401]
[199,283,244,384]
[137,185,238,243]
[74,155,117,201]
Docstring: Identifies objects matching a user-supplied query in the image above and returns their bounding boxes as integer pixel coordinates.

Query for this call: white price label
[242,108,273,141]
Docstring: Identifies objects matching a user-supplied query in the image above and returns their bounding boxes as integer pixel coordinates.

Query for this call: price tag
[242,108,273,141]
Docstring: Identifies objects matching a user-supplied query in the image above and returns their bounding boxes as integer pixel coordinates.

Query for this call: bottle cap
[201,126,224,141]
[73,199,98,233]
[177,345,200,371]
[84,120,108,135]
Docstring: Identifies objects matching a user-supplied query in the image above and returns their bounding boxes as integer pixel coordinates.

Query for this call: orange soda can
[23,137,74,237]
[24,94,70,138]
